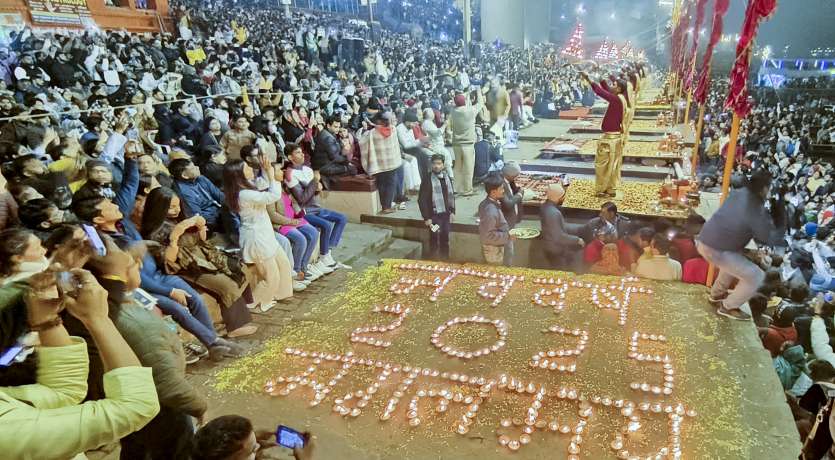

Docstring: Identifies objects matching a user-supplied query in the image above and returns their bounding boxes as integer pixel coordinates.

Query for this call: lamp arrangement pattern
[561,22,585,59]
[430,314,509,360]
[349,304,412,348]
[529,325,588,373]
[262,263,697,459]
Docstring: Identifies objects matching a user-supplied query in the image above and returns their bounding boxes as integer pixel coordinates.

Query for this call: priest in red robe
[580,72,628,197]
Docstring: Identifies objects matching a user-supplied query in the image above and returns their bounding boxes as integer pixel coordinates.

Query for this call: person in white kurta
[421,108,453,178]
[237,163,293,310]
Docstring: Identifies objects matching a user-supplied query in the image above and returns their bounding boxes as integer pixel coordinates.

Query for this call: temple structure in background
[0,0,170,34]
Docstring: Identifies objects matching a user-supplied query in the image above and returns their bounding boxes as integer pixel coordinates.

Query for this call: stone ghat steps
[333,223,422,270]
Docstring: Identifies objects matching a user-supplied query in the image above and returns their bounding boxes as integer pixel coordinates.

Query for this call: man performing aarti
[580,71,628,198]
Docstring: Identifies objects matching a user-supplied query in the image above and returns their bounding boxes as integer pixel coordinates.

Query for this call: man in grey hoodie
[697,169,787,321]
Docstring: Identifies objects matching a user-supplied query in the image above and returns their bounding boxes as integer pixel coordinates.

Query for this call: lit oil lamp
[430,314,508,360]
[350,304,411,349]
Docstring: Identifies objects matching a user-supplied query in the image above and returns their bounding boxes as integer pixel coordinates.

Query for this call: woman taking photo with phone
[223,157,293,312]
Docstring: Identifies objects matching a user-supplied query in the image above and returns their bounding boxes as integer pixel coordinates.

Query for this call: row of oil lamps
[265,348,697,459]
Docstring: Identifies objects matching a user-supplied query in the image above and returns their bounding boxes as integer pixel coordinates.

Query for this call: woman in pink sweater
[267,164,321,290]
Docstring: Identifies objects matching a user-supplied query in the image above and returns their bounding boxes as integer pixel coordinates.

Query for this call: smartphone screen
[133,288,158,311]
[82,224,107,257]
[0,344,24,367]
[276,425,305,449]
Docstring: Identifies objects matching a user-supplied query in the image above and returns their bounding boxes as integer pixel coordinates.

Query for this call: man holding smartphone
[192,415,315,460]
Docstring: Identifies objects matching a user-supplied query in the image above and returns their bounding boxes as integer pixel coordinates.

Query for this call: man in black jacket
[697,169,787,321]
[581,201,631,242]
[419,154,455,260]
[171,101,201,149]
[312,113,355,183]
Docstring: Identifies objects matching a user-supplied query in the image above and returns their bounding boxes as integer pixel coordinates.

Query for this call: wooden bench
[321,175,380,223]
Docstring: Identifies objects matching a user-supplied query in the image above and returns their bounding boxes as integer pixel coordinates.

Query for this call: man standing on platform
[450,92,483,197]
[580,72,627,198]
[419,154,455,261]
[623,69,638,146]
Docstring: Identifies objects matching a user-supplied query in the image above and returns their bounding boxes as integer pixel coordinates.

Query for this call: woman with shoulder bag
[141,187,257,337]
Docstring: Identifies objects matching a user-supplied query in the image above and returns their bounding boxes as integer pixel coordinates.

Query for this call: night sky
[549,0,835,57]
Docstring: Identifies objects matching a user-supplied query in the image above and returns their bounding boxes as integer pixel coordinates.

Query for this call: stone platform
[209,260,801,460]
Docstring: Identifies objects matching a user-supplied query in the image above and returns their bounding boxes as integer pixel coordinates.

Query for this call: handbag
[801,382,835,459]
[802,397,833,460]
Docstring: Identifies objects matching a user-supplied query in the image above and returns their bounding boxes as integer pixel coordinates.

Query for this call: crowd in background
[684,73,835,452]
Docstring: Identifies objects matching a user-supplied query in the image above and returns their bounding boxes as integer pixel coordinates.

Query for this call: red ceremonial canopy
[671,6,690,78]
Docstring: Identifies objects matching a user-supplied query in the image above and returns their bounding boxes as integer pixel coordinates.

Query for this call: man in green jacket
[79,240,207,459]
[0,269,160,459]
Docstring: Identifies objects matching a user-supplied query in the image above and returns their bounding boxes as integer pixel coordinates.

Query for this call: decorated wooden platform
[539,138,684,162]
[515,175,691,220]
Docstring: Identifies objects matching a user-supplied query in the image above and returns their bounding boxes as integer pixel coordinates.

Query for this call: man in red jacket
[580,72,627,197]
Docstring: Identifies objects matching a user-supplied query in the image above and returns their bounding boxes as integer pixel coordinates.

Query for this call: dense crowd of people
[685,74,835,452]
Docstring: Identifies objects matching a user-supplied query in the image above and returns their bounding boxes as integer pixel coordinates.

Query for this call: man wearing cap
[499,162,524,266]
[579,72,627,198]
[450,91,483,196]
[540,183,585,271]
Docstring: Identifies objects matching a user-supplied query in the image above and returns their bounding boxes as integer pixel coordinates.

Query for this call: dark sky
[549,0,835,56]
[728,0,835,55]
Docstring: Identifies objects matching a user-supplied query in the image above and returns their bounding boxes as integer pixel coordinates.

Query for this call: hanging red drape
[683,0,710,93]
[677,5,694,80]
[694,0,731,105]
[671,6,690,78]
[724,0,779,117]
[670,9,684,73]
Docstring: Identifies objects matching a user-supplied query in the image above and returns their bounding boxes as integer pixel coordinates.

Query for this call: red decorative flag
[670,12,685,74]
[724,0,779,117]
[683,0,710,93]
[672,5,692,80]
[694,0,730,104]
